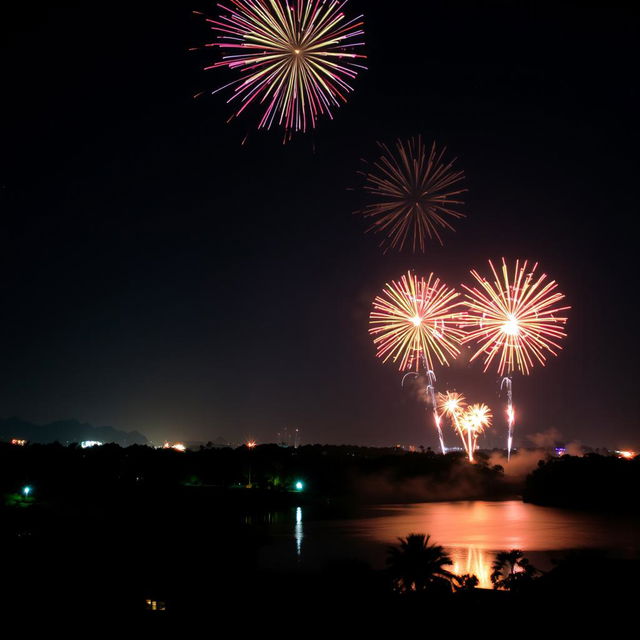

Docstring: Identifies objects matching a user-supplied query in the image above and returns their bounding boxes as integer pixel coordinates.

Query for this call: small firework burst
[194,0,366,135]
[369,271,465,372]
[437,391,467,421]
[437,392,491,462]
[461,403,492,460]
[357,137,467,252]
[463,403,493,436]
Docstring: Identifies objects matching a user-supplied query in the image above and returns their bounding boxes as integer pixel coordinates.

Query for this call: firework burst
[437,391,466,418]
[437,390,468,452]
[437,393,492,462]
[460,403,492,461]
[370,271,465,372]
[194,0,366,135]
[461,259,569,460]
[461,259,570,376]
[357,137,467,252]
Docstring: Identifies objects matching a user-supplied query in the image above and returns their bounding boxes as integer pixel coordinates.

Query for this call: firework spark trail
[371,271,464,453]
[461,403,492,462]
[356,137,467,253]
[462,259,569,459]
[437,392,491,462]
[403,368,446,454]
[194,0,366,136]
[501,376,515,460]
[425,369,446,454]
[437,391,468,455]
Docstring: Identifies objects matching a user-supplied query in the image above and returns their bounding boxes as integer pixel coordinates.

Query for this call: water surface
[259,500,640,587]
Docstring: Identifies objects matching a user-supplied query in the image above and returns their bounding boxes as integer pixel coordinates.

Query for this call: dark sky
[1,1,638,448]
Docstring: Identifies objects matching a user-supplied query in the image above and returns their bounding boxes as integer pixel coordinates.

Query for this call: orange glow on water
[451,547,493,589]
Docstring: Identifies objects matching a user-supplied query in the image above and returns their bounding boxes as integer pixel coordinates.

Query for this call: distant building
[277,426,301,448]
[145,599,166,612]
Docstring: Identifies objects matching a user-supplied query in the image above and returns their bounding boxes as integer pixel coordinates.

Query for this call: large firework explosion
[194,0,366,135]
[356,137,467,253]
[461,258,569,459]
[461,259,569,376]
[370,271,465,372]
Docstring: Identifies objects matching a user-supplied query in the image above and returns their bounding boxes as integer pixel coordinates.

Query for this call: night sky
[1,1,638,448]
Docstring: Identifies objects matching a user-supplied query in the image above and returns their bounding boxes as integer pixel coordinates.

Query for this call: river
[257,500,640,587]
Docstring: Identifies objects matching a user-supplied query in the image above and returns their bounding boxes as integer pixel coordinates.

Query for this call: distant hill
[0,417,148,446]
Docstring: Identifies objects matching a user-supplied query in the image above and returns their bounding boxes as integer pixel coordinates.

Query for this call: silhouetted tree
[386,533,456,594]
[491,550,538,591]
[455,573,479,591]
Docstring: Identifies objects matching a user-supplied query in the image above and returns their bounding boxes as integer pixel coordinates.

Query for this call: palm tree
[455,574,479,591]
[386,533,457,594]
[491,550,538,591]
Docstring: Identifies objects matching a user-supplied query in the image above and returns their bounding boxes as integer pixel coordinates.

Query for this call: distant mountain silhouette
[0,417,148,446]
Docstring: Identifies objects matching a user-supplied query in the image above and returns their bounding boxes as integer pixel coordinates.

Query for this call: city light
[80,440,103,449]
[162,442,187,452]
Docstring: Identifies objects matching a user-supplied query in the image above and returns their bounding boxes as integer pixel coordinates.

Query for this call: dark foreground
[1,442,638,623]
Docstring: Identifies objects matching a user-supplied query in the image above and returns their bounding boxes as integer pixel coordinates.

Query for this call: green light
[22,485,32,497]
[295,481,304,491]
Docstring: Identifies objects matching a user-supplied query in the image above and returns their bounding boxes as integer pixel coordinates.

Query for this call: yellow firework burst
[369,271,465,371]
[462,259,570,375]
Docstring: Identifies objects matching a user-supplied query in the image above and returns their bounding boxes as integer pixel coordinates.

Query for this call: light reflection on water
[260,500,640,581]
[450,547,493,589]
[295,507,303,557]
[356,500,639,551]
